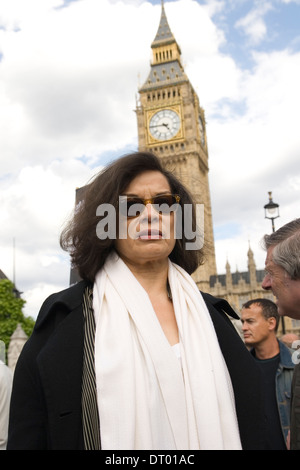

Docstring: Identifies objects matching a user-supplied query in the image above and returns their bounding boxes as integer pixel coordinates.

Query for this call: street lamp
[263,191,285,333]
[264,191,280,233]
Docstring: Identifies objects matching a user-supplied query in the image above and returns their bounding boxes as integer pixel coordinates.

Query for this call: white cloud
[235,2,273,45]
[208,45,300,271]
[281,0,300,4]
[0,0,154,173]
[0,159,95,317]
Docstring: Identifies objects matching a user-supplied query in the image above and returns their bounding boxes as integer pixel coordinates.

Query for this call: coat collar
[34,280,89,330]
[279,340,295,369]
[201,291,240,320]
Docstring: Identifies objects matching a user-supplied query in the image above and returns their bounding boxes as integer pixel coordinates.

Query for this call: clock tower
[136,1,217,289]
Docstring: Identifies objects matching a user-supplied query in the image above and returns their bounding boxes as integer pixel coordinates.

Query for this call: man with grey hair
[262,218,300,450]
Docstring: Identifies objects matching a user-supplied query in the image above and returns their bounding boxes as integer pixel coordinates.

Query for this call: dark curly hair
[60,151,205,282]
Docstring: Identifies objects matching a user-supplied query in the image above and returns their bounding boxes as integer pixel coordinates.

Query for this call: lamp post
[263,192,285,333]
[264,191,280,232]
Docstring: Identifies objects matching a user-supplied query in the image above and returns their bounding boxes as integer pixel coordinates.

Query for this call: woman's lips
[137,229,162,240]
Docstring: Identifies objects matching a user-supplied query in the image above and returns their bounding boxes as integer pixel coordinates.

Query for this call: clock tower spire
[136,1,217,289]
[151,0,181,66]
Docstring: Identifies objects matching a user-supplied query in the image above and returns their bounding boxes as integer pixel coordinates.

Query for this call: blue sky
[214,1,300,65]
[0,0,299,318]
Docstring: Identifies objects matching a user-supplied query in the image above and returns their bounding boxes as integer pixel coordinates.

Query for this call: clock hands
[149,122,170,130]
[149,109,180,141]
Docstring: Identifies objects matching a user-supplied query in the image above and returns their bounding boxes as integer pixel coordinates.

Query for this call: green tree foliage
[0,279,35,354]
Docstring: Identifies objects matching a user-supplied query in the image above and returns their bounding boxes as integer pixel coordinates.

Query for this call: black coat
[7,281,266,450]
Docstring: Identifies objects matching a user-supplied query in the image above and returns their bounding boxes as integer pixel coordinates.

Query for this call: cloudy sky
[0,0,299,319]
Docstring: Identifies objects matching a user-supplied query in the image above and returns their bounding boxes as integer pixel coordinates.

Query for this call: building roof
[210,269,266,288]
[0,269,8,280]
[140,60,187,91]
[0,269,22,297]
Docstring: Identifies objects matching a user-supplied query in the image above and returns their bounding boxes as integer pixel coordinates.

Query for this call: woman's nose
[142,203,159,221]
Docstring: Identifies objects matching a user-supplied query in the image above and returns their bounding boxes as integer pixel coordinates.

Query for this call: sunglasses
[119,194,181,218]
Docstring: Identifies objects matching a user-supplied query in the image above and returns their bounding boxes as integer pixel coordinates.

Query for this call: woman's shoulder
[12,281,90,377]
[34,280,90,331]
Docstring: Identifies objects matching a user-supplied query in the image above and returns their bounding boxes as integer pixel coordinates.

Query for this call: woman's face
[115,170,177,268]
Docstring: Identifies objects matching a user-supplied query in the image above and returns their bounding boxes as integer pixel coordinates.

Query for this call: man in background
[241,298,294,450]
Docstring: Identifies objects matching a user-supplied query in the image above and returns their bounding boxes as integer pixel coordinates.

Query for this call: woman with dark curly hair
[8,152,266,450]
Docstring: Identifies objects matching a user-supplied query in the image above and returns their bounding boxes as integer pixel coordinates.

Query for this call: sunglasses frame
[118,194,181,218]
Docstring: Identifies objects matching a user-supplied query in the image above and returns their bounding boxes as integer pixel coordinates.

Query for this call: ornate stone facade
[209,246,300,336]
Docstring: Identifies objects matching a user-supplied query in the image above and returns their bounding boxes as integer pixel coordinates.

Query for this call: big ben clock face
[149,109,181,141]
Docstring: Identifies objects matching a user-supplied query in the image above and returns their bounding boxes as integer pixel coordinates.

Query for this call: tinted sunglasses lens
[119,195,180,217]
[120,198,144,218]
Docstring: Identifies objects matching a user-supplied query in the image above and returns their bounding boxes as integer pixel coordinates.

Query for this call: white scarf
[93,253,242,450]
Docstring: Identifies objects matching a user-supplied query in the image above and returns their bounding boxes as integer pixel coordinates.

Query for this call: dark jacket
[250,340,294,444]
[8,281,266,450]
